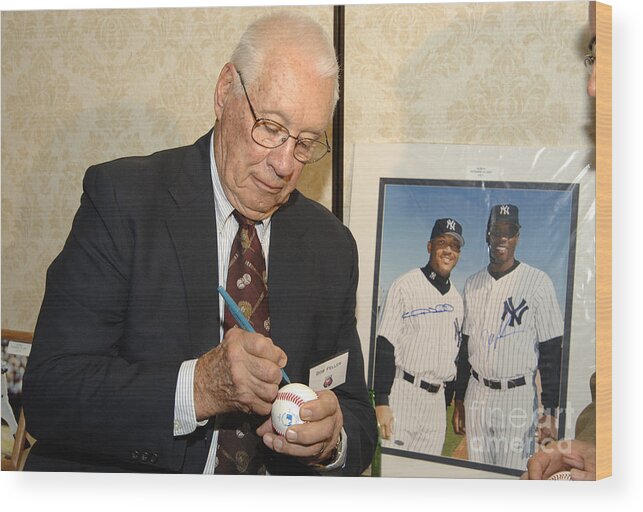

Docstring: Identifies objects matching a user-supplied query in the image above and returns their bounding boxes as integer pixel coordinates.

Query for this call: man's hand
[452,399,466,435]
[522,439,596,480]
[537,413,558,445]
[256,390,343,465]
[562,445,597,481]
[193,327,287,420]
[375,405,394,440]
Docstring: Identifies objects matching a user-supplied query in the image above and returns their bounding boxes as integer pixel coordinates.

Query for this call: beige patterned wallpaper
[1,2,593,331]
[344,1,592,212]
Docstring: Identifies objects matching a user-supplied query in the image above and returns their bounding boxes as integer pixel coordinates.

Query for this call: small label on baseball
[271,383,318,435]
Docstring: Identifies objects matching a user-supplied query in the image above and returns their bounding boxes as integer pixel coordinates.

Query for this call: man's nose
[267,137,298,178]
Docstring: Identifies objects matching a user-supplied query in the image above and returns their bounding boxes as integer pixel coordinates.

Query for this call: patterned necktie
[222,210,270,336]
[214,210,269,474]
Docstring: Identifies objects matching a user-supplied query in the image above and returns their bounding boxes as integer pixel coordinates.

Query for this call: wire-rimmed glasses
[237,70,331,164]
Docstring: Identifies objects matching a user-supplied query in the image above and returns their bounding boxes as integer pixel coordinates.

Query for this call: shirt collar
[420,262,451,295]
[488,260,521,280]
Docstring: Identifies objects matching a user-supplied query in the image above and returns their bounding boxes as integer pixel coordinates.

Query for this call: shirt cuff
[174,359,208,436]
[315,427,347,472]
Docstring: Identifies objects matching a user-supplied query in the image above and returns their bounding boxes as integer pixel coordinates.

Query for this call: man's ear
[214,62,236,120]
[427,240,432,255]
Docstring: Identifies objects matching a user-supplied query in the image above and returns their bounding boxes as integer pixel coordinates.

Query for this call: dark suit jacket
[22,131,376,475]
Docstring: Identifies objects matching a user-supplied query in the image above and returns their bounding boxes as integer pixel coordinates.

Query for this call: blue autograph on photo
[402,304,454,319]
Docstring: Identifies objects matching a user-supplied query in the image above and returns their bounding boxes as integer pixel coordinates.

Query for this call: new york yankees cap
[430,218,464,246]
[488,204,521,228]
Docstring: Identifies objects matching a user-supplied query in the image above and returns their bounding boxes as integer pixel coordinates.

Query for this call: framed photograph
[349,143,595,477]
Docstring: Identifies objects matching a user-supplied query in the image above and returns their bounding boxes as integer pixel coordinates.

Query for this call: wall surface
[343,1,593,216]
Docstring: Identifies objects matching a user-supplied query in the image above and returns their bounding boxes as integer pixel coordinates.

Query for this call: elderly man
[23,13,376,475]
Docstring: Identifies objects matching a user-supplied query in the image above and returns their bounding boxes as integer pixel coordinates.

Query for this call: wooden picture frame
[594,0,612,480]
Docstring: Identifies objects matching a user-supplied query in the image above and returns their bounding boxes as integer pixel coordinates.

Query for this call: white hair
[230,12,339,106]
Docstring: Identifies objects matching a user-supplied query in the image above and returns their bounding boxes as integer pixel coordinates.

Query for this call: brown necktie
[222,210,270,336]
[214,210,269,474]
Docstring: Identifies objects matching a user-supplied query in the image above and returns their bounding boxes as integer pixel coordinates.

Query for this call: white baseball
[548,471,572,481]
[271,383,318,435]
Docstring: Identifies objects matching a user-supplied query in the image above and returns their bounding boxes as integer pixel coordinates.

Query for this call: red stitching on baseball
[278,391,305,407]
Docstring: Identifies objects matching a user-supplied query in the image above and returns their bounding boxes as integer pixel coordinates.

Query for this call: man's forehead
[433,234,460,243]
[491,221,518,231]
[252,64,334,132]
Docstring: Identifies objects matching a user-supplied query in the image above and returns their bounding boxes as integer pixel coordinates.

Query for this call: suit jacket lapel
[165,131,221,358]
[268,193,318,382]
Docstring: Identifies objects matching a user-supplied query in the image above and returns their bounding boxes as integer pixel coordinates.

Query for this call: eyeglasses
[236,70,331,164]
[584,53,595,74]
[432,237,462,253]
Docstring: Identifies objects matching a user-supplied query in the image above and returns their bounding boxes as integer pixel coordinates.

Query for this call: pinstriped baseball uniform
[378,267,463,455]
[462,262,563,470]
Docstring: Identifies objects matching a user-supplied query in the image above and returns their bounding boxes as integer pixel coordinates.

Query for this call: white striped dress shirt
[173,133,271,473]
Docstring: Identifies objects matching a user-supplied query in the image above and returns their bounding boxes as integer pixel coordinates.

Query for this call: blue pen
[218,286,291,384]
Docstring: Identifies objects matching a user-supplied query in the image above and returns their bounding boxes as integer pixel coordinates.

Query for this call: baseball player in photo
[452,204,563,471]
[374,218,465,455]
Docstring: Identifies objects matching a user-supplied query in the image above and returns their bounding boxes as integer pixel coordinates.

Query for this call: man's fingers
[298,390,338,422]
[255,417,274,437]
[241,333,287,366]
[562,454,585,470]
[262,429,334,460]
[452,403,466,435]
[261,431,324,458]
[284,416,336,446]
[231,372,279,415]
[453,418,465,435]
[245,352,283,385]
[375,405,394,440]
[245,378,279,409]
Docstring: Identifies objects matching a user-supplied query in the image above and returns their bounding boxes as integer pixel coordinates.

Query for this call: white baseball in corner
[548,471,572,480]
[271,383,318,435]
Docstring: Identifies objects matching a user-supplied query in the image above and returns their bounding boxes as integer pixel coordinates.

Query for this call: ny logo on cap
[446,219,456,231]
[500,205,510,215]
